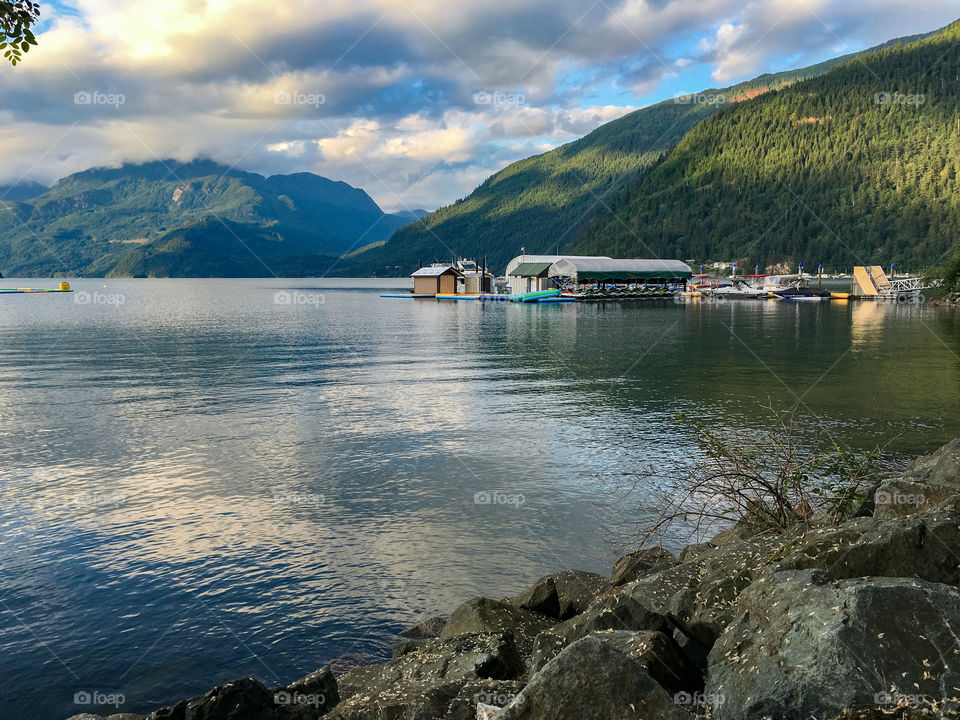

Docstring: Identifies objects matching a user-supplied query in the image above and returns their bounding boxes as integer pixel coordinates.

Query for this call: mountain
[0,160,415,277]
[569,21,960,272]
[0,182,48,202]
[345,27,942,276]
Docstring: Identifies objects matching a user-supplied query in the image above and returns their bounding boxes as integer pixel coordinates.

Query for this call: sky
[0,0,958,212]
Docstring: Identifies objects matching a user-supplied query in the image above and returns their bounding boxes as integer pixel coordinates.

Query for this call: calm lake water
[2,278,959,719]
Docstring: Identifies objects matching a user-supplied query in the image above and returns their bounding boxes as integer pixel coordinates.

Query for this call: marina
[382,256,936,305]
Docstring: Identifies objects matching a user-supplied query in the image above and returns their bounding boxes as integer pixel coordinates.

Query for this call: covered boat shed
[548,258,692,286]
[505,254,614,293]
[411,264,463,295]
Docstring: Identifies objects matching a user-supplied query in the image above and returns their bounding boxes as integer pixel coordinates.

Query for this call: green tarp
[509,262,553,277]
[576,269,692,281]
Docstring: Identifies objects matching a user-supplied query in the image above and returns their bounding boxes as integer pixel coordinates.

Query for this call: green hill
[569,21,960,273]
[0,160,414,277]
[346,30,937,276]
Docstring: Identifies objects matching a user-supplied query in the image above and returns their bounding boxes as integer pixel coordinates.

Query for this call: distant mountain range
[0,160,426,277]
[344,21,958,276]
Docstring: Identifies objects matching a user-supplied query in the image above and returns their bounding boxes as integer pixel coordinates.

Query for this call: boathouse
[547,258,692,286]
[505,255,614,294]
[411,264,463,295]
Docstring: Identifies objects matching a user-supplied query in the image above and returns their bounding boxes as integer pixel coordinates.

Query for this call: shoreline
[66,438,960,720]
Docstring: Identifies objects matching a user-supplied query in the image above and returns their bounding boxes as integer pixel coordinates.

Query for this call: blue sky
[0,0,957,211]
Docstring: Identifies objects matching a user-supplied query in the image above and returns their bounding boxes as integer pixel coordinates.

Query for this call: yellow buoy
[59,281,71,291]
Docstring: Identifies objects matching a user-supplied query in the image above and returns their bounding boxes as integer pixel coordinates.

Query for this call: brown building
[411,264,464,295]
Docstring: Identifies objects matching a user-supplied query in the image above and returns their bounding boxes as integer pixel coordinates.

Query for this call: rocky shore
[69,438,960,720]
[930,292,960,307]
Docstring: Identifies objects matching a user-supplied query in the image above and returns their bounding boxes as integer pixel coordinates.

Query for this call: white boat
[709,279,768,299]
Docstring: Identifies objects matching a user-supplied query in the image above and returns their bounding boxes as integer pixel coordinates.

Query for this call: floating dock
[0,282,72,294]
[380,293,436,299]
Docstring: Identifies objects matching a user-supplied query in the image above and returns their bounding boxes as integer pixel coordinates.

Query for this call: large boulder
[277,666,339,719]
[875,439,960,518]
[496,632,694,720]
[770,505,960,586]
[397,616,447,639]
[334,664,384,701]
[707,569,960,720]
[506,570,610,620]
[609,548,676,587]
[326,632,523,719]
[146,677,302,720]
[441,598,557,656]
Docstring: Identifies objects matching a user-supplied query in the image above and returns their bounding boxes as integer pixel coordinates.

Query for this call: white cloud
[0,0,956,208]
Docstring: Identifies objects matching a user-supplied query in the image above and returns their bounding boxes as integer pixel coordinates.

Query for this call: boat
[509,289,561,303]
[709,279,768,299]
[771,284,832,301]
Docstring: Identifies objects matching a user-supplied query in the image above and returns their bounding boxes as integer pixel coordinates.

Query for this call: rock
[873,439,960,518]
[529,590,672,671]
[146,677,288,720]
[476,704,502,720]
[770,506,960,586]
[277,665,339,718]
[334,664,384,701]
[678,542,713,562]
[496,632,693,720]
[444,680,524,720]
[441,598,557,656]
[706,570,960,720]
[327,633,523,720]
[392,638,430,658]
[622,532,790,649]
[398,615,447,639]
[507,570,609,620]
[609,548,676,587]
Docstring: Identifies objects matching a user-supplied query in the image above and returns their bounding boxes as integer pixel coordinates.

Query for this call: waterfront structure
[411,264,463,295]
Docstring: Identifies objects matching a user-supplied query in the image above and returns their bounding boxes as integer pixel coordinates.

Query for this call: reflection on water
[1,279,959,719]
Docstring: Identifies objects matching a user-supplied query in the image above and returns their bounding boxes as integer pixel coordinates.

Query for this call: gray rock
[279,666,339,719]
[529,590,672,671]
[334,664,384,701]
[497,632,693,720]
[327,632,523,719]
[770,507,960,586]
[146,677,287,720]
[507,570,610,620]
[392,637,431,658]
[707,570,960,720]
[874,439,960,518]
[441,598,557,656]
[609,548,676,587]
[444,680,525,720]
[397,615,447,639]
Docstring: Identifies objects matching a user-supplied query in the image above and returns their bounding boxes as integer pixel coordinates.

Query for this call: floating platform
[435,294,511,301]
[0,282,72,294]
[380,293,436,299]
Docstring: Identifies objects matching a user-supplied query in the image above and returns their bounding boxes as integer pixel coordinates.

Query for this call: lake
[1,278,958,719]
